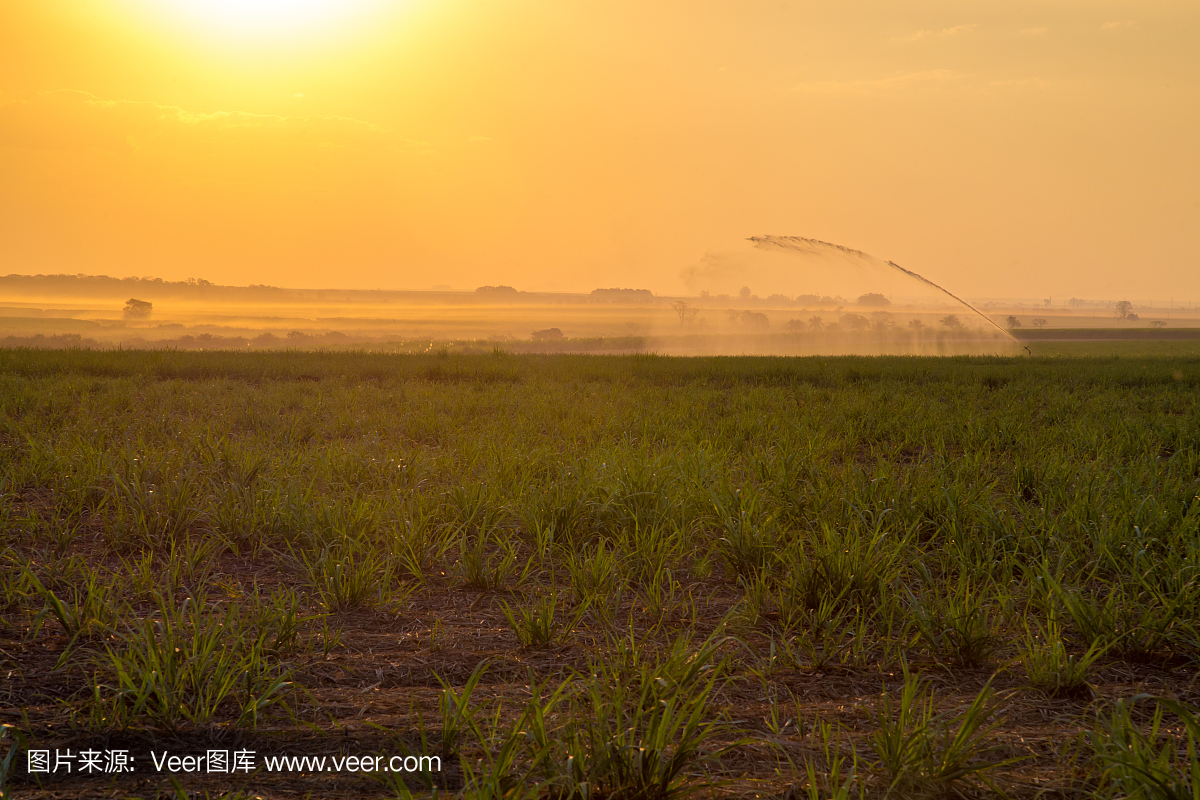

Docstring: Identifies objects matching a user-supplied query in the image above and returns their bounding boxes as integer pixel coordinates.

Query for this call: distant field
[3,349,1199,798]
[1016,328,1200,340]
[1026,339,1200,357]
[1016,327,1200,358]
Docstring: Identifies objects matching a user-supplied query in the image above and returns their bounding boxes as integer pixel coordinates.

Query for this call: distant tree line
[781,312,977,334]
[0,273,282,301]
[695,288,848,307]
[591,288,655,303]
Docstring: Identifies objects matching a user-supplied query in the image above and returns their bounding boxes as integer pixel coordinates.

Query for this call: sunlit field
[3,348,1200,798]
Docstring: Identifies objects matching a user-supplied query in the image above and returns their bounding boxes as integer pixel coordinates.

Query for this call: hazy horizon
[3,264,1197,358]
[4,266,1200,308]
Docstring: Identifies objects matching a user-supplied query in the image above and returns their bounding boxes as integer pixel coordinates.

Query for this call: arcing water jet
[748,235,1021,345]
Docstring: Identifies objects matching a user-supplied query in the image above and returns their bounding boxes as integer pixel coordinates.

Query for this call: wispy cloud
[0,90,400,152]
[790,70,1060,95]
[989,78,1056,90]
[901,23,977,42]
[792,69,966,93]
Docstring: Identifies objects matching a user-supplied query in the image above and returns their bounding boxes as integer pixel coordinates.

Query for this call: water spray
[748,235,1023,347]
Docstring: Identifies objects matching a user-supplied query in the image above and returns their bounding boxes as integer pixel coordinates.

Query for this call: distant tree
[1126,312,1139,322]
[1150,320,1168,328]
[870,311,894,331]
[739,286,752,301]
[739,310,769,329]
[840,313,869,331]
[808,315,824,332]
[857,292,891,307]
[671,300,699,325]
[531,328,563,341]
[1114,300,1134,321]
[786,319,806,332]
[591,288,654,304]
[940,314,964,330]
[1006,315,1022,329]
[1031,318,1048,328]
[727,309,768,328]
[476,285,520,296]
[122,298,152,319]
[908,319,925,331]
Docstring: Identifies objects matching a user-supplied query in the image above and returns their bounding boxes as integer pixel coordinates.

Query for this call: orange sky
[1,0,1197,299]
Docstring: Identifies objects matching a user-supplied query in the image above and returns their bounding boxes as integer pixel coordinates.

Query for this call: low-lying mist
[1,239,1187,355]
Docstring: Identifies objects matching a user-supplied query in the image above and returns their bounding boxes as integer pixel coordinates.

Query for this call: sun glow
[165,0,374,33]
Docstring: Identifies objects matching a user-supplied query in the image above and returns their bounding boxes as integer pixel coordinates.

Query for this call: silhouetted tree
[739,286,752,301]
[122,298,152,319]
[808,315,824,331]
[940,314,964,330]
[671,300,698,325]
[1031,318,1048,328]
[727,309,768,328]
[908,319,925,331]
[1115,300,1134,321]
[591,288,654,303]
[739,310,769,329]
[841,313,869,331]
[1006,315,1022,329]
[857,292,891,307]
